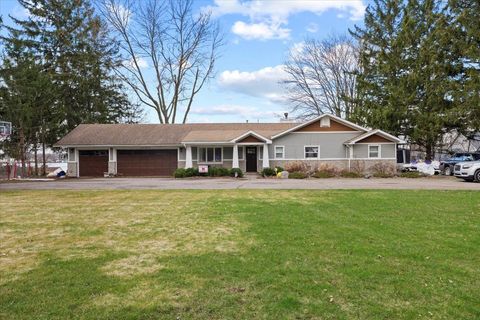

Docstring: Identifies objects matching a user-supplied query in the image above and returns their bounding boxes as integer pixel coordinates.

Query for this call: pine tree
[350,0,407,136]
[0,44,54,176]
[1,0,138,143]
[448,0,480,134]
[351,0,470,160]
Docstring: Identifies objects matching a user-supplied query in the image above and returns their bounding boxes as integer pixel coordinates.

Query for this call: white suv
[454,161,480,182]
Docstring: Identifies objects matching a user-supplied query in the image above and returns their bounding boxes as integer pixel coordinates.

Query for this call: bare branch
[282,34,359,120]
[99,0,223,123]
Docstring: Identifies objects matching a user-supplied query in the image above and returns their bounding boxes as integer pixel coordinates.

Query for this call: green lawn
[0,190,479,319]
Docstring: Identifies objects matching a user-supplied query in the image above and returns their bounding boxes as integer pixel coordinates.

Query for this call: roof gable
[271,114,367,139]
[356,134,392,143]
[238,135,265,143]
[295,118,358,132]
[345,129,404,144]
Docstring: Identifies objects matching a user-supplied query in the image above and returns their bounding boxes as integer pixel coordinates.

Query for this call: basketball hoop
[0,121,12,141]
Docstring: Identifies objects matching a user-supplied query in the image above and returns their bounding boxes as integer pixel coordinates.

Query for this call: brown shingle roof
[55,123,298,146]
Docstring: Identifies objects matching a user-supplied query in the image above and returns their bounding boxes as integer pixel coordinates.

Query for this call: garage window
[198,147,222,163]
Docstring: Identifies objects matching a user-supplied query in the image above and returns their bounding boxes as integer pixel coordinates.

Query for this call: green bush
[208,167,230,177]
[289,171,307,179]
[340,170,363,178]
[185,167,199,177]
[275,166,284,173]
[230,168,244,178]
[261,167,276,177]
[400,171,425,178]
[312,170,336,178]
[173,168,186,178]
[373,172,394,178]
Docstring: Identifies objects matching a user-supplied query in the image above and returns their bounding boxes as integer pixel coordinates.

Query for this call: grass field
[0,190,479,319]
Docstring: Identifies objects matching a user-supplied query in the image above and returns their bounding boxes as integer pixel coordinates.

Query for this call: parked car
[439,152,480,176]
[454,160,480,182]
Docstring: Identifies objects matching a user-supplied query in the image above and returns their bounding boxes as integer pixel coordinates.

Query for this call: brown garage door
[117,149,177,176]
[79,150,108,177]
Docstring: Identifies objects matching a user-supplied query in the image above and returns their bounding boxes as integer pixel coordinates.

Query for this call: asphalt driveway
[1,176,479,190]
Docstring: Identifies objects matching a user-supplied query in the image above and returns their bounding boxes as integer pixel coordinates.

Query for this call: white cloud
[206,0,366,21]
[231,21,290,40]
[204,0,366,40]
[10,5,31,19]
[289,42,305,58]
[124,57,148,69]
[218,65,288,103]
[306,22,319,33]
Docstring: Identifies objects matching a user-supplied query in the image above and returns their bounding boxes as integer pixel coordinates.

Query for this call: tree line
[283,0,479,160]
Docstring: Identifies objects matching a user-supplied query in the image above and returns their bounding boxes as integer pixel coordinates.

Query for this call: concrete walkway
[1,176,479,190]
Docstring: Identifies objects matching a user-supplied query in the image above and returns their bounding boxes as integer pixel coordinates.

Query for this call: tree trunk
[34,145,39,176]
[425,143,434,161]
[42,140,47,176]
[19,128,26,178]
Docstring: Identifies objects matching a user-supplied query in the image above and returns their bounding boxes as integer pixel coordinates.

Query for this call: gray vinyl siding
[271,132,360,159]
[353,143,396,158]
[178,147,186,160]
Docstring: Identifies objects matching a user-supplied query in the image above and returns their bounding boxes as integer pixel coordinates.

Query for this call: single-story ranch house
[55,114,404,177]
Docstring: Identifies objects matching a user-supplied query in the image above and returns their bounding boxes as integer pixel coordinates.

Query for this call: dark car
[440,152,480,175]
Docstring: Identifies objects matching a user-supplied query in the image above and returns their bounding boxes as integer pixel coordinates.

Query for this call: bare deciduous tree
[283,34,359,120]
[99,0,223,123]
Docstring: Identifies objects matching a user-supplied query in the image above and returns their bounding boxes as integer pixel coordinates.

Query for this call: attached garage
[79,150,108,177]
[117,149,177,176]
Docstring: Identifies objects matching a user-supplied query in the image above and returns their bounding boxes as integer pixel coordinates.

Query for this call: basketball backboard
[0,121,12,140]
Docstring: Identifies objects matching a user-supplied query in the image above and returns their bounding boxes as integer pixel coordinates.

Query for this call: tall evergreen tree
[351,0,471,160]
[350,0,407,136]
[448,0,480,134]
[1,0,138,144]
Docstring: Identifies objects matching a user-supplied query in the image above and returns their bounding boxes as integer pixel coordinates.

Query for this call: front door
[246,147,257,172]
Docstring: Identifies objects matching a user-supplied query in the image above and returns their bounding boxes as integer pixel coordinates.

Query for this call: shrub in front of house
[284,161,308,173]
[173,168,186,178]
[230,168,244,178]
[208,167,230,177]
[312,170,335,178]
[371,162,396,178]
[185,167,199,177]
[340,170,363,178]
[289,171,307,179]
[261,167,276,177]
[400,171,426,178]
[312,163,338,178]
[275,166,284,173]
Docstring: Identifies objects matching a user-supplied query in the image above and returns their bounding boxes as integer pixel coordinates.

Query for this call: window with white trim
[274,146,284,159]
[304,146,319,159]
[198,147,222,163]
[368,145,380,158]
[258,146,263,160]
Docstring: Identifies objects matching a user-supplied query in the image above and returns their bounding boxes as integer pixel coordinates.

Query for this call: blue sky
[1,0,368,123]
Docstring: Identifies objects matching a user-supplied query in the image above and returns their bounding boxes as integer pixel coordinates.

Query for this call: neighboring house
[54,114,404,177]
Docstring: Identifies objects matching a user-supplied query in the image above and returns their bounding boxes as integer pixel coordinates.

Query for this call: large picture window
[304,146,319,159]
[368,145,380,158]
[198,147,222,163]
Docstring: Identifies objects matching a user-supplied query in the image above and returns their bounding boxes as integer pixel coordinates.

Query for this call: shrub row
[279,161,399,179]
[260,166,284,177]
[174,167,244,178]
